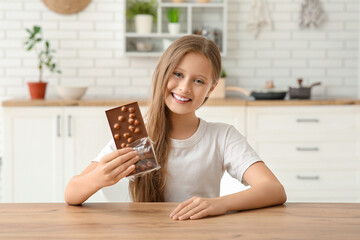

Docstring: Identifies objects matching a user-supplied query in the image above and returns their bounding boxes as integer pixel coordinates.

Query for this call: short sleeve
[223,126,262,185]
[92,139,117,162]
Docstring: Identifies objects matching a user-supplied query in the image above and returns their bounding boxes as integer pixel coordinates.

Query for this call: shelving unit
[124,0,227,56]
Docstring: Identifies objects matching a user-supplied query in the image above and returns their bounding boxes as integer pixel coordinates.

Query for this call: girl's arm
[64,148,139,205]
[170,161,286,220]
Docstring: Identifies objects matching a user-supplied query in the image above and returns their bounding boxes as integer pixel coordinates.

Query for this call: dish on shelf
[136,42,153,52]
[56,86,88,100]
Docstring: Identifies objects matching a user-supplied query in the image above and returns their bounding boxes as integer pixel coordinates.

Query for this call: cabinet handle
[296,175,320,180]
[296,118,319,123]
[296,147,319,151]
[57,115,61,137]
[68,115,72,137]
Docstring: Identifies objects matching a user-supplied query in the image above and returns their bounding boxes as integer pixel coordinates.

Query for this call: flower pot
[27,81,48,99]
[168,23,180,35]
[209,78,226,99]
[198,0,210,3]
[135,14,153,34]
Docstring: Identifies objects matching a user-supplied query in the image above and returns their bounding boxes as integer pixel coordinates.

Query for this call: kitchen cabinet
[2,105,246,202]
[246,106,360,202]
[3,107,64,203]
[2,106,124,203]
[3,103,359,203]
[124,0,227,56]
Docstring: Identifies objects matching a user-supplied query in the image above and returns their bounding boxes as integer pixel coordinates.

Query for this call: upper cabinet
[124,0,227,56]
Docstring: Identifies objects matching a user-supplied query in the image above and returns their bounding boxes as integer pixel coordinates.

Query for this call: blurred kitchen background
[0,0,359,201]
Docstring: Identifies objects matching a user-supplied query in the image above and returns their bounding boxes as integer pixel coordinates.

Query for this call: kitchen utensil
[289,79,321,99]
[226,86,287,100]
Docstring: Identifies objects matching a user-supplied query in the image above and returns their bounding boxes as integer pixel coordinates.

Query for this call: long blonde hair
[129,35,222,202]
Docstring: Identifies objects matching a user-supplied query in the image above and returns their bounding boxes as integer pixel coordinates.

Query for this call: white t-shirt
[93,118,262,202]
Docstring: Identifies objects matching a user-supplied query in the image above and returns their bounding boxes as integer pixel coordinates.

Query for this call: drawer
[249,137,358,158]
[272,169,358,191]
[247,106,358,135]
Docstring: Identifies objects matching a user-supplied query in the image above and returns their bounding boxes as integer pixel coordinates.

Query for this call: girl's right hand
[94,148,139,188]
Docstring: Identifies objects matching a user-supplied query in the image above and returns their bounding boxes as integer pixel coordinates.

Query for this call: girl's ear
[206,81,219,98]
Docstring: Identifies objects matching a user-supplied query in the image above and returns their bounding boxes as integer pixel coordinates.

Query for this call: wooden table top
[0,203,359,239]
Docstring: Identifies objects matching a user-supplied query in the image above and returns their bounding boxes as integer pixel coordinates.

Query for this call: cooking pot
[226,86,287,100]
[289,79,321,99]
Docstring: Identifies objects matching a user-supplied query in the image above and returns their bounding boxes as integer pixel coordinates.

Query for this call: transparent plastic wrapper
[127,137,160,179]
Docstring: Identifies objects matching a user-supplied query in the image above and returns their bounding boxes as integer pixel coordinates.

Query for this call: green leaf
[168,8,179,23]
[34,25,41,33]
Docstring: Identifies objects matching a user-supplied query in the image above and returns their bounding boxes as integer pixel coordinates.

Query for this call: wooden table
[0,203,359,239]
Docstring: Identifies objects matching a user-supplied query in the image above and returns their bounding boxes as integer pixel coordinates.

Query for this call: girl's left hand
[169,196,227,220]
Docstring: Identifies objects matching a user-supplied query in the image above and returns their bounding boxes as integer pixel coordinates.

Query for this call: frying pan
[226,86,287,100]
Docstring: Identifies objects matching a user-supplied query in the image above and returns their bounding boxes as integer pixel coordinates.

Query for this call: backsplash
[0,0,358,100]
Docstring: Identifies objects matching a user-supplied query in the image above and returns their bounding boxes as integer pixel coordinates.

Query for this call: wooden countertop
[0,203,359,239]
[2,98,360,107]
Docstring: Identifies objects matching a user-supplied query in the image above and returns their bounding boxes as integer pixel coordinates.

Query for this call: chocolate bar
[105,102,158,176]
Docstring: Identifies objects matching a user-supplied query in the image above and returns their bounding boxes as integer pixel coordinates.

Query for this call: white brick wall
[0,0,359,157]
[0,0,357,101]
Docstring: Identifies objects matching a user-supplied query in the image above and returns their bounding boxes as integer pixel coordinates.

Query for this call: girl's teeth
[173,93,190,102]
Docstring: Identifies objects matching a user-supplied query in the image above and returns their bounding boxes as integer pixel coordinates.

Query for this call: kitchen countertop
[0,203,359,239]
[2,98,360,107]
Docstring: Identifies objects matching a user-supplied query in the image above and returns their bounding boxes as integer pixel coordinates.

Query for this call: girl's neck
[169,112,199,140]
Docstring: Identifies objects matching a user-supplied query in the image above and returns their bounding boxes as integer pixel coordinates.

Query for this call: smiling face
[165,52,217,117]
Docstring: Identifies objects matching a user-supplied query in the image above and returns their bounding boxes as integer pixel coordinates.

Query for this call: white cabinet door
[3,107,64,203]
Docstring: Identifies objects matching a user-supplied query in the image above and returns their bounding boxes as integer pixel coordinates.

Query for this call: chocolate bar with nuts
[105,102,158,176]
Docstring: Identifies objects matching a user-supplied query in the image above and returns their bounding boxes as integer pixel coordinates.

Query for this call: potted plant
[24,25,61,99]
[126,0,157,34]
[210,67,226,99]
[167,8,180,35]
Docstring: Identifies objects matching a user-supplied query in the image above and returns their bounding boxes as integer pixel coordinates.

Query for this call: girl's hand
[169,196,228,220]
[94,148,139,188]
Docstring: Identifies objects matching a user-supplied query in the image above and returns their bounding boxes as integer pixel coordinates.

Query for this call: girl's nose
[178,78,191,93]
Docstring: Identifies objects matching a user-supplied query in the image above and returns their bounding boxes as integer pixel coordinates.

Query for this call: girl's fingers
[170,197,194,217]
[178,204,207,221]
[189,208,208,220]
[106,150,139,171]
[115,164,136,181]
[111,155,139,178]
[101,148,133,164]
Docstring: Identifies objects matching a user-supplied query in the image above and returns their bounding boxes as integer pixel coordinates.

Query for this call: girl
[65,35,286,220]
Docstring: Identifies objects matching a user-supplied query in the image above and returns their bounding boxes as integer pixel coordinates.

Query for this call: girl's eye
[174,72,182,78]
[195,79,205,85]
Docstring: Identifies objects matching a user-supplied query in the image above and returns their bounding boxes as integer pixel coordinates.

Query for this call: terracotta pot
[27,81,48,99]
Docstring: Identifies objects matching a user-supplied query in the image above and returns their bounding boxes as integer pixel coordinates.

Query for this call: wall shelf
[124,0,227,57]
